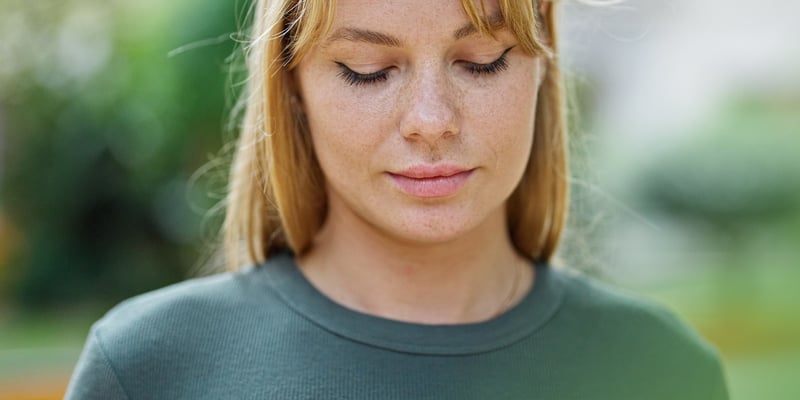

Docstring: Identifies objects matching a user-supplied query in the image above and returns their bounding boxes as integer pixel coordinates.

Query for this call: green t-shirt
[66,252,728,399]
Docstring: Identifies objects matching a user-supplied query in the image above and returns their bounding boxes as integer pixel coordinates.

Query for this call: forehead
[321,0,503,45]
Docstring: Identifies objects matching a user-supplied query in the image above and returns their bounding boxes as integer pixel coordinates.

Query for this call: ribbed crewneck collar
[257,252,564,355]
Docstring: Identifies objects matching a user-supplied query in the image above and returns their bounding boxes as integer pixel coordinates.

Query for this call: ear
[539,0,551,20]
[287,69,306,115]
[537,0,554,46]
[287,69,302,101]
[538,57,547,86]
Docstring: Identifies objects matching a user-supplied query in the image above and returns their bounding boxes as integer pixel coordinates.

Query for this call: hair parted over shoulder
[224,0,567,270]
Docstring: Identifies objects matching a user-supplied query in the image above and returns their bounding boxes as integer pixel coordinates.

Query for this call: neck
[297,202,533,324]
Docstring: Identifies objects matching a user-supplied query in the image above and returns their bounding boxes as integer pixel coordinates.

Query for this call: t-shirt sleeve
[709,352,730,400]
[656,306,730,400]
[65,327,130,400]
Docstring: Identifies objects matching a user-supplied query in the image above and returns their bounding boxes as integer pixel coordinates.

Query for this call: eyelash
[336,65,389,86]
[336,47,514,87]
[465,47,512,76]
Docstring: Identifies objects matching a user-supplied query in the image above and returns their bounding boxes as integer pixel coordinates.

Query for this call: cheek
[469,77,538,168]
[302,81,388,182]
[307,111,360,178]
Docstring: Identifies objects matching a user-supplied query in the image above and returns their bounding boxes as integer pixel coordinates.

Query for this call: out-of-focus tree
[635,97,800,250]
[0,0,250,310]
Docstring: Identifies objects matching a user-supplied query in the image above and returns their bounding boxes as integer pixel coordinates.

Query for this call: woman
[67,0,728,398]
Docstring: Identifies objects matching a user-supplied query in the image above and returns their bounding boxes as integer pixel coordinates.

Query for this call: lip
[388,164,474,198]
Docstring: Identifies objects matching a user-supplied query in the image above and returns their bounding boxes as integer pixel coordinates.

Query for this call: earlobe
[287,71,306,116]
[290,93,307,122]
[537,57,547,88]
[287,70,300,98]
[291,93,303,108]
[538,70,546,88]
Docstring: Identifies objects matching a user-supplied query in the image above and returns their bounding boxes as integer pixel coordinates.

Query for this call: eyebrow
[325,12,506,47]
[453,12,506,40]
[326,28,401,47]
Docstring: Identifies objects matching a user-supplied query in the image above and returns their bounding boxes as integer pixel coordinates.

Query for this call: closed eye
[335,46,514,87]
[336,62,389,86]
[464,47,513,76]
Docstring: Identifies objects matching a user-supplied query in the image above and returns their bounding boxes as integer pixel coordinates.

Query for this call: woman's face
[295,0,543,245]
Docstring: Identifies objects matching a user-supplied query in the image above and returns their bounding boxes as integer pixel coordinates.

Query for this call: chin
[379,208,496,246]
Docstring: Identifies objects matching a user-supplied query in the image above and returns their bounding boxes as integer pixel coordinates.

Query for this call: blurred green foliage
[630,96,800,398]
[0,0,250,310]
[634,96,800,262]
[637,97,800,221]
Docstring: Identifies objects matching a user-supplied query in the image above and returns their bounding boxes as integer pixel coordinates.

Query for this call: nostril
[400,101,459,141]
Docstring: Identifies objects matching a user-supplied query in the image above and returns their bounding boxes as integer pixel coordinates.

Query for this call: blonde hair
[224,0,567,269]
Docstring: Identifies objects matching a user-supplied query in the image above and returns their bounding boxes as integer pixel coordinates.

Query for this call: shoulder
[71,263,296,397]
[95,268,265,334]
[68,261,303,398]
[548,266,716,353]
[544,266,728,398]
[87,265,287,368]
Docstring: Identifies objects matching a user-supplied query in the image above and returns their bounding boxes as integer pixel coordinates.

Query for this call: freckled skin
[295,0,542,246]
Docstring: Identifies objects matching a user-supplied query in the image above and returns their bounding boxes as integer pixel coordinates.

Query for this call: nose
[399,66,460,143]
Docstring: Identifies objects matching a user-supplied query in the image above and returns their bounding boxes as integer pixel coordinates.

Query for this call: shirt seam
[93,327,133,400]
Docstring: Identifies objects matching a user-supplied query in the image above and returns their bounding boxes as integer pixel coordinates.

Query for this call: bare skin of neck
[296,198,535,325]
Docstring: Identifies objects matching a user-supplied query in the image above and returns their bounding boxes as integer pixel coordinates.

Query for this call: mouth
[388,165,474,198]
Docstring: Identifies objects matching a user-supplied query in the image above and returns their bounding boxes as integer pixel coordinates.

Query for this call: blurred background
[0,0,797,398]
